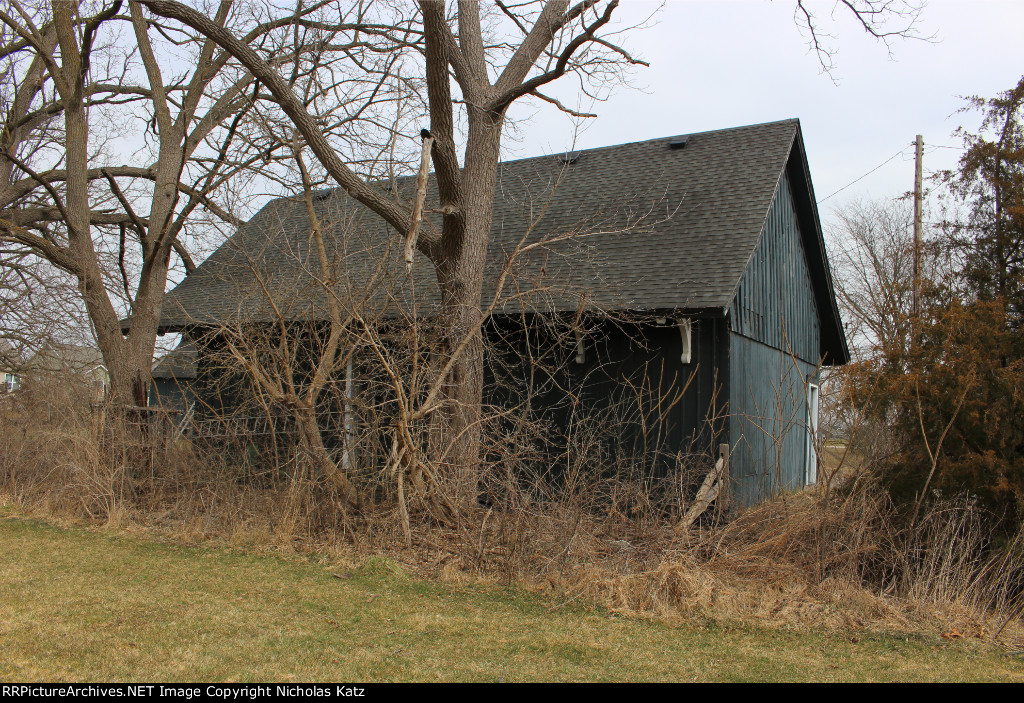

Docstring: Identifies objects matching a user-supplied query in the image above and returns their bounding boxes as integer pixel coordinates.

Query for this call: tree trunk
[428,111,503,509]
[428,306,485,508]
[53,2,157,413]
[295,404,360,507]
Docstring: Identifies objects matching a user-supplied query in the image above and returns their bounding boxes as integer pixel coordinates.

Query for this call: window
[4,373,19,392]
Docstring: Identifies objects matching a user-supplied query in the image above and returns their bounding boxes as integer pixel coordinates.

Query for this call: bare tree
[134,0,926,509]
[794,0,929,75]
[0,241,89,354]
[829,199,916,359]
[135,0,652,507]
[0,1,357,407]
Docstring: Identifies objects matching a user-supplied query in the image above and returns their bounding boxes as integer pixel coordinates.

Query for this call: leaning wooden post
[717,442,731,515]
[679,443,731,531]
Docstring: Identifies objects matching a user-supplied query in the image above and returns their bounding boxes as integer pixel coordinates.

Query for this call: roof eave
[787,122,851,365]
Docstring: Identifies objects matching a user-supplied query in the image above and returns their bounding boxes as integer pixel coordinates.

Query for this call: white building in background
[25,343,108,402]
[1,338,20,393]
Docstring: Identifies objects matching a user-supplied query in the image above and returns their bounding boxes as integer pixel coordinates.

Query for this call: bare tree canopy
[0,0,411,405]
[794,0,929,74]
[0,0,927,512]
[126,0,657,507]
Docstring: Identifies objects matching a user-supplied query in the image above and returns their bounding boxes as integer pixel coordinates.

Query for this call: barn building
[153,119,848,506]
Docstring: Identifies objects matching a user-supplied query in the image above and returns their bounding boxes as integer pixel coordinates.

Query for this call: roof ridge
[495,118,800,166]
[155,119,809,332]
[265,119,803,206]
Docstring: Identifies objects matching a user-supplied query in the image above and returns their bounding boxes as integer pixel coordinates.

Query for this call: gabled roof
[151,341,196,380]
[156,119,847,362]
[0,338,18,372]
[26,343,107,376]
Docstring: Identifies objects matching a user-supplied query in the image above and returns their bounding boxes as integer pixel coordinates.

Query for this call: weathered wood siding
[728,335,817,505]
[148,378,195,413]
[731,172,820,363]
[484,315,728,480]
[727,171,821,505]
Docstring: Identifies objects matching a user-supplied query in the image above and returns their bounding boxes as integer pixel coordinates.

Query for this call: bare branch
[531,90,596,118]
[138,0,412,235]
[493,0,618,113]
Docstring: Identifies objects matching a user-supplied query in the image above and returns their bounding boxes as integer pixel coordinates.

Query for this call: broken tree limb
[404,134,434,270]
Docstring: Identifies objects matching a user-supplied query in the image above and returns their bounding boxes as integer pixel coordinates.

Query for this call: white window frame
[806,383,819,485]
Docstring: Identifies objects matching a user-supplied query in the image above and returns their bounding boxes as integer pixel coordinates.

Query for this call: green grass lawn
[1,511,1022,682]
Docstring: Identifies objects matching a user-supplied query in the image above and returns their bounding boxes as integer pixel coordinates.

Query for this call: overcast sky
[504,0,1024,228]
[150,1,1023,355]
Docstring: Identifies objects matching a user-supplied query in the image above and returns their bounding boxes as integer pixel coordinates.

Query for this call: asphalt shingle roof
[159,119,802,330]
[26,343,106,374]
[151,342,196,379]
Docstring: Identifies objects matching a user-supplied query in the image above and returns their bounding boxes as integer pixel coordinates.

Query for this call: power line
[817,146,910,204]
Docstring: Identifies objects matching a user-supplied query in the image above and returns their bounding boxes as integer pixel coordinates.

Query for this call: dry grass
[2,384,1023,652]
[535,489,1020,641]
[2,509,1022,682]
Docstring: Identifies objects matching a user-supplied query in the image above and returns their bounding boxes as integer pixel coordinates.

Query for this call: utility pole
[913,134,924,323]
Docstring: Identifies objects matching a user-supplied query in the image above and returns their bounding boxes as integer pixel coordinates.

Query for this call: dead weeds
[2,392,1022,650]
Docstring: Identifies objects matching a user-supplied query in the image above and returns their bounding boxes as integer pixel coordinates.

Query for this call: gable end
[730,171,820,363]
[728,128,849,366]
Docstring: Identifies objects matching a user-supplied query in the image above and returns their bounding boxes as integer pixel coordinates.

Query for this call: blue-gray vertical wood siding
[731,173,820,364]
[483,315,728,479]
[727,172,821,505]
[149,377,196,413]
[728,336,817,505]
